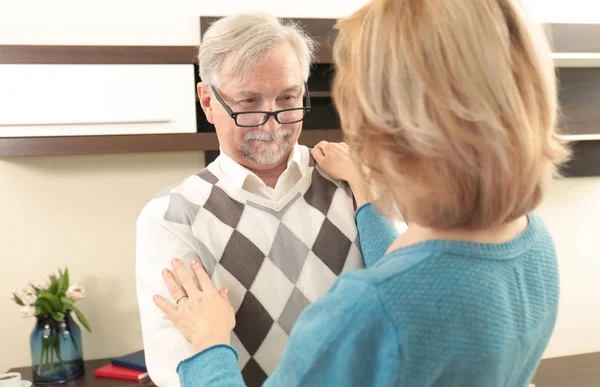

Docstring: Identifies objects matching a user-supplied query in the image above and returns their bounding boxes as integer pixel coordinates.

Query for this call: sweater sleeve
[355,202,400,267]
[177,345,244,386]
[136,197,201,387]
[176,277,401,387]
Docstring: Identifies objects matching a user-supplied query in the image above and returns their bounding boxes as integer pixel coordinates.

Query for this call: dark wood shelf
[310,91,331,98]
[0,130,343,157]
[0,45,198,64]
[562,139,600,177]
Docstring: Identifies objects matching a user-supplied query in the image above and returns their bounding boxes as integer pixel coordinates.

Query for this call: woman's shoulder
[338,247,438,291]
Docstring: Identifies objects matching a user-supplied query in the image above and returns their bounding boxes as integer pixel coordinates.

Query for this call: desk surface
[8,359,155,387]
[9,352,600,386]
[532,351,600,387]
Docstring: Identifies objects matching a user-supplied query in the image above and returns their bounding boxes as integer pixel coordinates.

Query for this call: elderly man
[136,12,367,387]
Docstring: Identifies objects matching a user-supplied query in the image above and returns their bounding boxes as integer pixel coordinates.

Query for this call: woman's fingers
[311,142,327,160]
[312,147,325,163]
[314,140,330,151]
[191,259,216,294]
[153,294,177,319]
[162,268,187,302]
[171,258,199,297]
[219,288,229,300]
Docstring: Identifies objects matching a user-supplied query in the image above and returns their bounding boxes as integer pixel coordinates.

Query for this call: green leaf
[47,276,59,294]
[31,285,41,295]
[12,293,25,306]
[57,267,70,295]
[72,306,92,333]
[38,293,61,313]
[60,297,75,313]
[51,312,65,322]
[35,297,53,316]
[49,341,54,366]
[69,330,81,355]
[37,340,45,374]
[54,336,66,368]
[60,296,74,307]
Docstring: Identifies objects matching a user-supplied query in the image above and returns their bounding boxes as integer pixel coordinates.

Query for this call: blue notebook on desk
[111,350,147,372]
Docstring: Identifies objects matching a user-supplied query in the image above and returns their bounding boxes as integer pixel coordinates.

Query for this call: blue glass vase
[30,313,85,384]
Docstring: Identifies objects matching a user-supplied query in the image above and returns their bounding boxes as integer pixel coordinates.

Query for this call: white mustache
[243,128,292,142]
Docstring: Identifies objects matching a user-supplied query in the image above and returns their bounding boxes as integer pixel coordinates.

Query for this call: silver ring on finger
[175,294,188,305]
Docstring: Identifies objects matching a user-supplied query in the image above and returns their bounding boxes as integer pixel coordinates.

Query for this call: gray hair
[198,12,316,87]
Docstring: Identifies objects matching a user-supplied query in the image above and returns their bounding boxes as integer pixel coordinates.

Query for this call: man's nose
[261,113,280,134]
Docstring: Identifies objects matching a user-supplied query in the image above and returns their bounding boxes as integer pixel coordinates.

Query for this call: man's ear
[198,83,214,124]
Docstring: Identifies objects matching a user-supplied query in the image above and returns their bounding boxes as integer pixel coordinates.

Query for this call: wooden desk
[532,351,600,387]
[8,359,155,387]
[8,352,600,386]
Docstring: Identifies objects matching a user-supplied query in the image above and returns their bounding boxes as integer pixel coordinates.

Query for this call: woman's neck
[386,216,529,254]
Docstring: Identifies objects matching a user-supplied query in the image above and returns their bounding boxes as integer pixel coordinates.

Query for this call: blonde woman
[153,0,569,385]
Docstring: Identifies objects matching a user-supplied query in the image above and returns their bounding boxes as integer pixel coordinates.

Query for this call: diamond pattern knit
[161,156,363,386]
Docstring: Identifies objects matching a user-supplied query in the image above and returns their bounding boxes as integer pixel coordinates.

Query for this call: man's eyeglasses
[210,84,311,128]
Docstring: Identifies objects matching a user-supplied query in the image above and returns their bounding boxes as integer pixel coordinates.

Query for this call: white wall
[2,0,600,46]
[536,177,600,358]
[0,0,370,46]
[0,0,599,373]
[0,152,205,372]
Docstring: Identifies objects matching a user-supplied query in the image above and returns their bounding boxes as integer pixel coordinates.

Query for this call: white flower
[50,268,62,280]
[21,294,37,306]
[20,305,35,318]
[35,276,52,291]
[14,285,35,304]
[66,284,86,300]
[17,285,35,298]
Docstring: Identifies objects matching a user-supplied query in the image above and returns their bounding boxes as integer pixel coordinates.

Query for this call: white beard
[242,128,293,165]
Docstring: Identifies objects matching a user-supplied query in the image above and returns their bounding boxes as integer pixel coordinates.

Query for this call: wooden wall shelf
[0,130,343,157]
[553,53,600,67]
[0,45,198,64]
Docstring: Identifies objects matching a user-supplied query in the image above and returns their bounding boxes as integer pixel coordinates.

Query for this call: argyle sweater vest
[156,154,364,386]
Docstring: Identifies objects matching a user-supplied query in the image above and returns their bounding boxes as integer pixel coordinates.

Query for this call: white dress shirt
[215,143,305,201]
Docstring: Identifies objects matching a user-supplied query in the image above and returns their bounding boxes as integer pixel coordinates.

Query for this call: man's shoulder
[137,167,220,223]
[309,164,354,201]
[160,167,220,199]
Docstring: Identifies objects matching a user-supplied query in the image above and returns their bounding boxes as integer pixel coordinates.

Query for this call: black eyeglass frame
[209,83,311,127]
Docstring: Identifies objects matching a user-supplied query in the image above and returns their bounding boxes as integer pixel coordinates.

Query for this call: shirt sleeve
[136,197,202,387]
[355,202,401,267]
[176,276,401,387]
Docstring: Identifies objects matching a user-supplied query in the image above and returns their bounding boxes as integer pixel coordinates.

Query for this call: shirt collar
[217,143,303,189]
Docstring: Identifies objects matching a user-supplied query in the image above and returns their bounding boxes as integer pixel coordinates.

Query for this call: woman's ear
[198,83,214,124]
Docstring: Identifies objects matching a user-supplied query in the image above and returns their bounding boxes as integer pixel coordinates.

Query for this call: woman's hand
[154,258,235,353]
[311,141,357,182]
[311,141,374,206]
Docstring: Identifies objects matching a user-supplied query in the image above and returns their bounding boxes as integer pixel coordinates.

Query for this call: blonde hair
[332,0,570,229]
[199,12,316,86]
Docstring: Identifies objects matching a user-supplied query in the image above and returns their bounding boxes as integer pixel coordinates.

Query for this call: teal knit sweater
[177,203,559,386]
